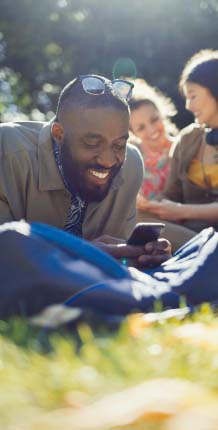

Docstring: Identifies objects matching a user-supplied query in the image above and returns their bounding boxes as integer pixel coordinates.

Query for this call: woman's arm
[140,199,218,223]
[180,201,218,222]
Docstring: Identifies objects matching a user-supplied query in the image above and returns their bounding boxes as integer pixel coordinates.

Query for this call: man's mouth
[88,169,110,180]
[82,164,122,201]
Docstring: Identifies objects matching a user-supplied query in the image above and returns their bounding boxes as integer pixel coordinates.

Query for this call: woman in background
[142,50,218,233]
[128,79,196,251]
[129,79,177,203]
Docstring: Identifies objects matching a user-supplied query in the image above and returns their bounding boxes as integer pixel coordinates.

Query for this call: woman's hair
[128,78,178,136]
[179,49,218,99]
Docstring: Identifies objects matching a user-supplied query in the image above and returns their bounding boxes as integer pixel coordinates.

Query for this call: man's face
[54,106,129,202]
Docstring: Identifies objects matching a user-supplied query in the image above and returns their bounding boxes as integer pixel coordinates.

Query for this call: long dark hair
[179,49,218,99]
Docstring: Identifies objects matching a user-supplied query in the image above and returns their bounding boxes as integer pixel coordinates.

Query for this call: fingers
[104,236,126,244]
[138,238,172,268]
[117,239,172,268]
[109,243,145,259]
[142,202,161,215]
[138,252,171,267]
[93,235,125,245]
[93,238,172,269]
[144,238,172,254]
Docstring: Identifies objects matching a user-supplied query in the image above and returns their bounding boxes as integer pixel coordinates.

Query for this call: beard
[82,163,123,202]
[60,143,123,202]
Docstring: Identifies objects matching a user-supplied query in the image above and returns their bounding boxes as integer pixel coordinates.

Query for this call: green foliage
[0,0,218,124]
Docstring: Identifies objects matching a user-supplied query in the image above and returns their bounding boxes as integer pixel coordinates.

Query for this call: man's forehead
[65,105,129,130]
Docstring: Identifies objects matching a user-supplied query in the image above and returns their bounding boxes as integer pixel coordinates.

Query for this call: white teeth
[89,169,109,179]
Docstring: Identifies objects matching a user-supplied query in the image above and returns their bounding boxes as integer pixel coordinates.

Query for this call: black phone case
[127,223,165,246]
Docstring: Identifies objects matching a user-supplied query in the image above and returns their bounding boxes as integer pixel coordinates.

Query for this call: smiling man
[0,75,171,267]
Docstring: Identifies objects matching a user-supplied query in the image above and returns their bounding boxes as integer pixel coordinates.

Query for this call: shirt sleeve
[119,144,144,239]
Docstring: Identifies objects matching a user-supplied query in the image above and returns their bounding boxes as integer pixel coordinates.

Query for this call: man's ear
[51,122,64,145]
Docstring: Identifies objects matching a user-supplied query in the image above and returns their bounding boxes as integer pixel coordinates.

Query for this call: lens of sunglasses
[82,77,105,95]
[112,80,133,101]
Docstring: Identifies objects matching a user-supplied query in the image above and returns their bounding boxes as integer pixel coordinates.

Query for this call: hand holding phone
[127,222,165,246]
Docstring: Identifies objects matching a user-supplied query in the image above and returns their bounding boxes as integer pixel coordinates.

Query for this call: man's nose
[96,148,116,168]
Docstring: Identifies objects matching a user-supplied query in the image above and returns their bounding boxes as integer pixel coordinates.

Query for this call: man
[0,75,171,267]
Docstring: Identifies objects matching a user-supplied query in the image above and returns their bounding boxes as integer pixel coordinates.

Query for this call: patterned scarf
[52,139,87,237]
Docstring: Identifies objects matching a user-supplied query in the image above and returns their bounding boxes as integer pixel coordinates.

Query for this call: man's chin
[80,183,111,203]
[87,187,110,202]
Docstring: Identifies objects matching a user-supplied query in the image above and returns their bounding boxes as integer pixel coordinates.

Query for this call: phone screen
[127,222,165,246]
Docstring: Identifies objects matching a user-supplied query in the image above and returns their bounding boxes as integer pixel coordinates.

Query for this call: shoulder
[179,123,203,140]
[169,123,203,157]
[121,143,144,187]
[125,142,144,168]
[0,121,48,158]
[0,120,47,136]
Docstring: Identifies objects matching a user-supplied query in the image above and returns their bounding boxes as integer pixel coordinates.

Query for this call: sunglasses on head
[78,75,134,102]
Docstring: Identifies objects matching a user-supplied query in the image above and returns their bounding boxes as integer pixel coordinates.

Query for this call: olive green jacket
[162,123,218,231]
[0,121,143,240]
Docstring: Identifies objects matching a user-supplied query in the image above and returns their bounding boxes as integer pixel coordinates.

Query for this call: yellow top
[188,158,218,188]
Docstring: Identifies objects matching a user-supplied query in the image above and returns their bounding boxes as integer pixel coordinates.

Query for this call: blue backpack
[0,221,217,318]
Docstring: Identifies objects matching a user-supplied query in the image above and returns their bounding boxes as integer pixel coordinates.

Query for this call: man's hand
[138,238,171,268]
[92,235,171,269]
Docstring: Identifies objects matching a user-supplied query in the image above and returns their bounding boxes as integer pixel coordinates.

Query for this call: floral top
[140,142,171,200]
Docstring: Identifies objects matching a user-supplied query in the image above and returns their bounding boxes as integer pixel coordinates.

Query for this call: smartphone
[127,222,165,246]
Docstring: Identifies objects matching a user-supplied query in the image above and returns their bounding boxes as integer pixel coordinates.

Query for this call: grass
[1,304,218,429]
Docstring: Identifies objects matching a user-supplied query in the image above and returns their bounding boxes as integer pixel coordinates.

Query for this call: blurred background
[0,0,218,127]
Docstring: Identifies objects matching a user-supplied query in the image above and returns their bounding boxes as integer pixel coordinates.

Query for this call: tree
[0,0,218,125]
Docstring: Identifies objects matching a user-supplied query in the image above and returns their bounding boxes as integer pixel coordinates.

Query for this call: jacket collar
[38,122,66,191]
